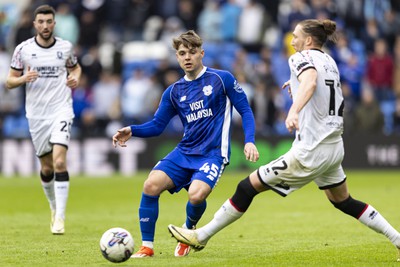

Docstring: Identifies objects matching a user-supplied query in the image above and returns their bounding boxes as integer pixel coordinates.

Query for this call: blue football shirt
[130,67,255,164]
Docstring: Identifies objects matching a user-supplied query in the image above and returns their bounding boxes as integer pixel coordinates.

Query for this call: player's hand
[282,80,292,99]
[66,74,79,89]
[244,142,259,162]
[24,66,38,83]
[285,109,299,133]
[112,126,132,148]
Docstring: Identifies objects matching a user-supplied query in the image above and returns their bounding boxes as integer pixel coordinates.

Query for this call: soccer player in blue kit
[112,30,259,258]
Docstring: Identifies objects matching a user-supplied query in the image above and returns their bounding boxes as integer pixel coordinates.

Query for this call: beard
[38,31,53,41]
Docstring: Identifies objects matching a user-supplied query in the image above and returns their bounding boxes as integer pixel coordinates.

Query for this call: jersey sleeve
[65,41,78,68]
[10,43,24,71]
[289,51,316,77]
[130,86,177,137]
[223,71,256,144]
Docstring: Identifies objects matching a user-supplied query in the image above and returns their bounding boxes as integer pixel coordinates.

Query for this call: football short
[153,148,226,194]
[258,140,346,197]
[28,114,73,157]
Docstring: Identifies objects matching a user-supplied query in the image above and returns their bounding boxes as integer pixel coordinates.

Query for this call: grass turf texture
[0,170,399,267]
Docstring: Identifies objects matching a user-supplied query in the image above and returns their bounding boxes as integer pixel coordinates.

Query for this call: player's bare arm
[112,126,132,148]
[66,64,82,89]
[244,142,259,162]
[285,68,317,133]
[5,67,38,89]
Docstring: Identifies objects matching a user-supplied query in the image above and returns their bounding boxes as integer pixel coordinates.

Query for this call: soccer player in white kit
[168,19,400,261]
[6,5,81,235]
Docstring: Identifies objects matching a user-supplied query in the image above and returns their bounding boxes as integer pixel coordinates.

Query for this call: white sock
[41,179,56,211]
[197,199,244,243]
[54,181,69,220]
[358,205,400,247]
[142,241,154,249]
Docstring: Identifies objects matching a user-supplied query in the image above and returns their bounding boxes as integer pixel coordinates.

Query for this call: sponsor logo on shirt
[186,99,213,123]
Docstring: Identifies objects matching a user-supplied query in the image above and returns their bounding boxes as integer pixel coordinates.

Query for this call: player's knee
[40,167,54,177]
[188,191,207,205]
[330,195,367,219]
[142,179,163,195]
[53,159,67,172]
[230,177,259,212]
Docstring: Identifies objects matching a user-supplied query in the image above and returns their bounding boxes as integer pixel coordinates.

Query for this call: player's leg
[174,180,210,257]
[132,170,175,258]
[38,153,55,229]
[197,169,267,242]
[168,169,267,250]
[50,144,69,234]
[325,181,400,260]
[168,150,313,249]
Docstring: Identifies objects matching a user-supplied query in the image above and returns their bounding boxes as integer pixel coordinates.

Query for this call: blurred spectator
[78,46,103,86]
[77,10,101,51]
[0,45,24,136]
[103,0,130,43]
[366,38,394,102]
[88,70,121,136]
[120,69,161,125]
[72,74,92,136]
[360,19,381,54]
[353,88,384,134]
[152,0,179,19]
[177,0,203,31]
[393,35,400,98]
[366,38,395,134]
[12,8,34,47]
[251,80,279,135]
[338,53,364,102]
[335,0,364,38]
[379,8,400,50]
[393,98,400,134]
[142,15,163,42]
[54,3,79,44]
[220,0,242,42]
[364,0,391,31]
[160,16,187,66]
[125,0,153,41]
[197,0,222,42]
[237,0,268,52]
[341,81,356,135]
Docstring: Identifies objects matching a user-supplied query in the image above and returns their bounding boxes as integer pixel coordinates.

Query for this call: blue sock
[139,193,159,242]
[185,201,207,229]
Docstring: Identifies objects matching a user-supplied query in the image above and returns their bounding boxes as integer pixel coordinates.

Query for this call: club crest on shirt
[203,85,213,96]
[233,80,243,93]
[57,51,63,59]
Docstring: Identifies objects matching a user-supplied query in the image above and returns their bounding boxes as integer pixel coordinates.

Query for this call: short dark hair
[172,30,203,50]
[33,5,56,20]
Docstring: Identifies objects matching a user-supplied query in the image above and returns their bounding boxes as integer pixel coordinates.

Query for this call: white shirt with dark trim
[288,49,344,151]
[10,37,78,119]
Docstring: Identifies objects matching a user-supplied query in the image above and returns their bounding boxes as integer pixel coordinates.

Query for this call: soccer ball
[99,227,134,263]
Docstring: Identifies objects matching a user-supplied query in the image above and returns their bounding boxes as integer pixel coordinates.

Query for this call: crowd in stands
[0,0,400,139]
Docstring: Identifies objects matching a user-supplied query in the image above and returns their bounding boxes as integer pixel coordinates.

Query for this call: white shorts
[258,140,346,196]
[28,115,73,157]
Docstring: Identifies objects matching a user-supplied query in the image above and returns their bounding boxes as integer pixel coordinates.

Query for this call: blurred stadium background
[0,0,399,176]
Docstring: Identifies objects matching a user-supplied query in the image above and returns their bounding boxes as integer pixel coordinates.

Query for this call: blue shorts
[153,148,226,194]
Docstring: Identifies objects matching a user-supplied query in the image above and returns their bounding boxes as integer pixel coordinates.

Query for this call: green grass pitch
[1,170,399,266]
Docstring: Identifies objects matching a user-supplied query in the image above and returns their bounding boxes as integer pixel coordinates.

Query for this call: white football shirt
[288,49,344,151]
[10,37,78,119]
